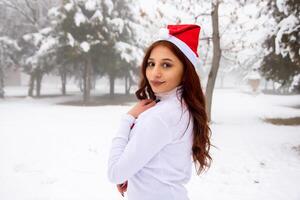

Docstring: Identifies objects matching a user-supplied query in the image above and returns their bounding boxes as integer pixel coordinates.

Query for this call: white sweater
[107,86,194,200]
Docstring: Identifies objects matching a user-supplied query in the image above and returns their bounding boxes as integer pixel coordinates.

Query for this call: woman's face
[145,45,184,94]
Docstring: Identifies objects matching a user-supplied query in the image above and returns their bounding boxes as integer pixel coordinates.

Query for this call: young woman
[107,24,212,200]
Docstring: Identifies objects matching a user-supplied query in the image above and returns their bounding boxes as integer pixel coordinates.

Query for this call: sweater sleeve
[107,113,173,184]
[114,113,136,140]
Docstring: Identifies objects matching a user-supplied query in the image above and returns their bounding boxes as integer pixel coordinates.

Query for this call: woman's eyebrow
[162,58,173,62]
[148,58,173,62]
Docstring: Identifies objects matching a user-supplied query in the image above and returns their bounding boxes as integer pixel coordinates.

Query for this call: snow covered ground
[0,86,300,200]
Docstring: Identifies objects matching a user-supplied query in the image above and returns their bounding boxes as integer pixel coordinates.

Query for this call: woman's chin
[152,88,167,94]
[150,84,170,94]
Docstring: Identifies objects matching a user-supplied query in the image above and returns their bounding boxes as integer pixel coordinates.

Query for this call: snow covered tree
[266,0,299,64]
[0,0,60,97]
[49,0,142,101]
[260,51,299,93]
[290,74,300,92]
[261,0,300,93]
[21,27,59,97]
[48,0,112,102]
[0,36,21,98]
[99,0,143,97]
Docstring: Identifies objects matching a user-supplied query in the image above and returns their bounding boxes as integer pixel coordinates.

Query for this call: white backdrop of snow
[0,87,300,200]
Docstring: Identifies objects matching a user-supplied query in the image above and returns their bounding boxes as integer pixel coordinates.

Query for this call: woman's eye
[147,62,155,67]
[162,63,172,68]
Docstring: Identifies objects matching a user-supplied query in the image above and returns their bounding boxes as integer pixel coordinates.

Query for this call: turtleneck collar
[154,85,183,101]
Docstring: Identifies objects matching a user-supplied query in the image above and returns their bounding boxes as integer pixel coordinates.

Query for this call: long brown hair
[135,40,212,175]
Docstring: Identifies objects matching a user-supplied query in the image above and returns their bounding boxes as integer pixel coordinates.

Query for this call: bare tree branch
[221,54,236,64]
[0,0,37,29]
[200,37,212,41]
[24,0,38,23]
[194,12,211,21]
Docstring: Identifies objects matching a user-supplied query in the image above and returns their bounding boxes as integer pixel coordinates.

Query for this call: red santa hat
[157,24,201,68]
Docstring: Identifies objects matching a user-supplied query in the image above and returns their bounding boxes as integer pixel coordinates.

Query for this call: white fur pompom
[158,28,169,39]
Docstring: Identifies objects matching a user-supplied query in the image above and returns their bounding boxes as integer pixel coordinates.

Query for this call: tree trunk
[109,73,115,98]
[205,1,221,122]
[28,71,35,97]
[0,67,4,98]
[83,65,86,98]
[60,69,67,95]
[91,74,96,90]
[125,74,128,94]
[125,74,130,95]
[264,79,268,90]
[83,56,92,104]
[35,68,43,97]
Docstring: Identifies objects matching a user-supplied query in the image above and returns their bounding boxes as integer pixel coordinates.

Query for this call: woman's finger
[117,185,123,192]
[145,100,156,108]
[141,99,153,105]
[117,186,125,197]
[117,183,127,191]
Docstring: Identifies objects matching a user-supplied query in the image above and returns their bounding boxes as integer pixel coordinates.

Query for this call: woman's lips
[150,80,165,87]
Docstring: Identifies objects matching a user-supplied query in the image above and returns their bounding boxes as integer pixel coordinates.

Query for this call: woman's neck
[154,85,183,101]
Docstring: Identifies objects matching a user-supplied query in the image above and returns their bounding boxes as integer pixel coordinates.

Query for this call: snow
[74,10,87,27]
[273,82,282,90]
[1,87,300,200]
[85,0,97,11]
[22,34,32,42]
[80,41,90,52]
[32,33,43,46]
[37,37,57,56]
[25,56,37,68]
[275,14,299,60]
[290,74,300,91]
[245,70,261,80]
[276,0,289,16]
[0,36,21,51]
[64,2,74,12]
[108,18,124,33]
[91,10,103,22]
[40,27,52,35]
[114,41,143,64]
[276,0,285,12]
[114,42,133,63]
[48,7,60,18]
[67,33,75,47]
[104,0,114,15]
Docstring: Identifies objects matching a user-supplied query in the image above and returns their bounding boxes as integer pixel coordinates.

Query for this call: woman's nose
[152,65,162,78]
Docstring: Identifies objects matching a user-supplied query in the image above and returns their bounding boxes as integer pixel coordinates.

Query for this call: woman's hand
[117,181,128,197]
[127,99,157,118]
